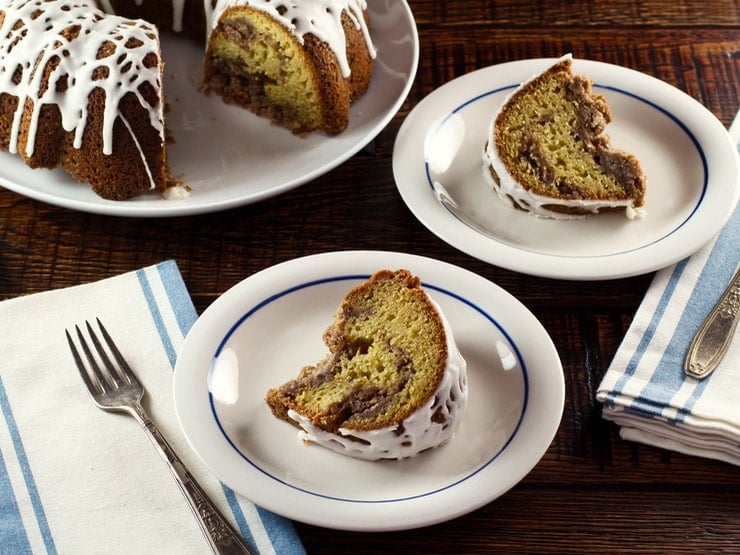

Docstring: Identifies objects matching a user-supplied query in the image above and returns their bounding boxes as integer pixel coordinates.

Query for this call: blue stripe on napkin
[156,260,199,338]
[627,208,738,419]
[0,378,55,555]
[137,262,306,554]
[257,503,306,555]
[137,269,179,368]
[606,258,690,401]
[225,489,259,548]
[0,453,31,554]
[0,261,306,554]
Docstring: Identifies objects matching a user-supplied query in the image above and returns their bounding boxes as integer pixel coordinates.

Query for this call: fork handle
[131,405,255,554]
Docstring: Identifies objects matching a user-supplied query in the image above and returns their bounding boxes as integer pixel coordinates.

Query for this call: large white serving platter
[0,0,418,217]
[393,58,740,280]
[173,250,565,531]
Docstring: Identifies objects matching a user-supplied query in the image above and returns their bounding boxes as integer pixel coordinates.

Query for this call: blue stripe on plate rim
[424,83,708,258]
[206,273,530,504]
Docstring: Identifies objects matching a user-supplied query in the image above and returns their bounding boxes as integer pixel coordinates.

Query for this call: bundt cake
[0,0,168,200]
[0,0,376,200]
[482,54,647,219]
[265,269,468,461]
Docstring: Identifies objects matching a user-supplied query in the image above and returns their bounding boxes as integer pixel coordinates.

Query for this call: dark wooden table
[1,1,738,553]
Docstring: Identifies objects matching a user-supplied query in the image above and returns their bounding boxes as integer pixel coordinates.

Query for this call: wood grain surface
[1,1,738,553]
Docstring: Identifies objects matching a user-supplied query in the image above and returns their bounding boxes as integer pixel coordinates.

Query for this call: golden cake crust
[265,269,449,434]
[203,6,374,135]
[487,56,647,217]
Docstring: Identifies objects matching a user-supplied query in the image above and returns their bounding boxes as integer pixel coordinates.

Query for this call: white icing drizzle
[99,1,377,75]
[482,128,635,221]
[0,0,164,156]
[288,298,469,461]
[481,54,639,220]
[0,0,164,184]
[162,184,191,199]
[171,0,186,32]
[207,0,376,78]
[0,0,374,193]
[120,115,157,189]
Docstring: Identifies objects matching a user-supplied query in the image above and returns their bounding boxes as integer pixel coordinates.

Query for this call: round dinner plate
[173,250,564,531]
[393,57,740,280]
[0,0,418,217]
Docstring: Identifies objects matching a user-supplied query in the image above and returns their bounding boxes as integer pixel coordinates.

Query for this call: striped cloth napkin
[0,261,305,554]
[597,204,739,466]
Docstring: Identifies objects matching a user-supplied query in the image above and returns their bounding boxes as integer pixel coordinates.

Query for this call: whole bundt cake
[265,269,468,461]
[0,0,376,200]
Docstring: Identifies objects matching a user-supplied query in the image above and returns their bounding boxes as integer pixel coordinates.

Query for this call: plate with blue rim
[0,0,418,217]
[393,57,740,280]
[173,250,564,531]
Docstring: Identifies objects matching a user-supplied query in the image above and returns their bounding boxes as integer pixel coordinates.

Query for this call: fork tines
[66,319,139,394]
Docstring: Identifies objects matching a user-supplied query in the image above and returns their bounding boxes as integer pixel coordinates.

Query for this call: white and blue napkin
[597,203,739,466]
[0,261,305,554]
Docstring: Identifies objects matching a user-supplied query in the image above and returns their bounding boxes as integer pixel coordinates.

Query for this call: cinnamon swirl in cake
[482,55,647,219]
[0,0,376,199]
[265,269,468,461]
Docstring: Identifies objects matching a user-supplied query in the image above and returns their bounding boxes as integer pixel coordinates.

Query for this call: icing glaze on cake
[483,127,641,219]
[288,298,467,461]
[0,0,376,198]
[0,0,164,189]
[203,0,376,134]
[207,0,375,79]
[98,0,377,70]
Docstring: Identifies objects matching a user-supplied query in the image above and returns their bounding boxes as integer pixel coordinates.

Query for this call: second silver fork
[66,319,254,555]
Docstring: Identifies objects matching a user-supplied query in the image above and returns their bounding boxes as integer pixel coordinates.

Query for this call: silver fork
[66,319,255,555]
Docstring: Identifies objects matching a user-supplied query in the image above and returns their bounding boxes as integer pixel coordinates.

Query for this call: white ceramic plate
[173,250,564,531]
[0,0,418,217]
[393,58,740,280]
